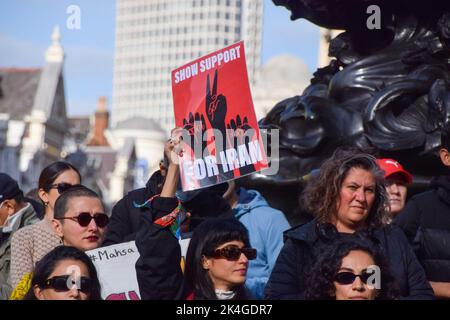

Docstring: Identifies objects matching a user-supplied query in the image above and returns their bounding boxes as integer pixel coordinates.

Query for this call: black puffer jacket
[395,175,450,282]
[265,220,434,300]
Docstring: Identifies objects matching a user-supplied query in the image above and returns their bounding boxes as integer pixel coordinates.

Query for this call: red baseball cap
[376,158,413,184]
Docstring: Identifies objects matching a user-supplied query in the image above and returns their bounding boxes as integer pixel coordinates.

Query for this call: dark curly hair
[304,235,400,300]
[301,147,388,228]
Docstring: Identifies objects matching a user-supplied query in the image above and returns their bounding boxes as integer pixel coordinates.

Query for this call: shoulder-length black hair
[23,246,102,300]
[184,217,251,300]
[304,234,400,300]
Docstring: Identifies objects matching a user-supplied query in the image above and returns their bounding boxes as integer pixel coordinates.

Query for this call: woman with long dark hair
[134,128,254,300]
[183,218,254,300]
[10,161,81,288]
[136,217,255,300]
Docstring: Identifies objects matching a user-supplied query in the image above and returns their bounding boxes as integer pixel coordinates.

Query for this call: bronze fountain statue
[243,0,450,225]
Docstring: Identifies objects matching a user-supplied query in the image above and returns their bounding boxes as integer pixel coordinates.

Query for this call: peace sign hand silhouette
[205,69,227,134]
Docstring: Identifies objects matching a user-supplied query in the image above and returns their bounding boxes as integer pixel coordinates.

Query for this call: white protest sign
[86,238,191,300]
[86,241,140,300]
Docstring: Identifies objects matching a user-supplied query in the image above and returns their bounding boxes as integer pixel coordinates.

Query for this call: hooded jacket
[395,175,450,281]
[233,188,290,299]
[265,220,434,300]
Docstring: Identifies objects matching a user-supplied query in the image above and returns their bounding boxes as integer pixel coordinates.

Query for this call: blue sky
[0,0,319,116]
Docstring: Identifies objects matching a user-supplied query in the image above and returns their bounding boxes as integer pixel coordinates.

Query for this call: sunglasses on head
[210,245,257,261]
[56,212,109,228]
[43,275,93,294]
[48,183,81,194]
[334,271,373,285]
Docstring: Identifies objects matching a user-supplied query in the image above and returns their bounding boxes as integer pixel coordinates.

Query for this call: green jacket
[0,203,38,300]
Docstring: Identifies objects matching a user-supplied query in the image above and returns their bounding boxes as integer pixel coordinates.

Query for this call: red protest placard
[171,41,268,191]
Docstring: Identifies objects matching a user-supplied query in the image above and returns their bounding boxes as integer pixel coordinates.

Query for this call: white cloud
[0,32,113,78]
[65,45,113,76]
[0,33,45,67]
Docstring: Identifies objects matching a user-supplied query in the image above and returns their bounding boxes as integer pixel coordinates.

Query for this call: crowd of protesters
[0,122,449,300]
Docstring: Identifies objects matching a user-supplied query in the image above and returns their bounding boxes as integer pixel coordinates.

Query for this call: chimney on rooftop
[87,96,110,147]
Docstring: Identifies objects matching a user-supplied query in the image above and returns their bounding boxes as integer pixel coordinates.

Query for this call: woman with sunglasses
[52,186,108,251]
[304,236,399,300]
[23,246,101,300]
[10,161,81,289]
[265,148,434,299]
[184,218,256,300]
[136,217,256,300]
[135,131,255,299]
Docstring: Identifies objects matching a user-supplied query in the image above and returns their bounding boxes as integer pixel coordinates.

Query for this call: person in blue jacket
[223,180,290,299]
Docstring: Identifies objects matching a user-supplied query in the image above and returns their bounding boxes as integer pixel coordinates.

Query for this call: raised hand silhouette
[227,115,254,146]
[227,115,256,176]
[182,112,208,159]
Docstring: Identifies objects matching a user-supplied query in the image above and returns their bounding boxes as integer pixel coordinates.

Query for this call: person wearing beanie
[376,158,412,221]
[0,173,38,299]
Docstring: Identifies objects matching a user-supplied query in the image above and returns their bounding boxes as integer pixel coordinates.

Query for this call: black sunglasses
[43,275,93,294]
[48,183,81,194]
[211,245,257,261]
[334,271,373,285]
[56,212,109,228]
